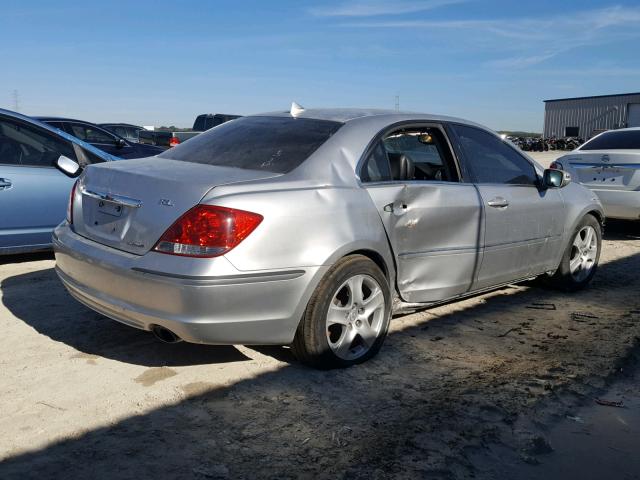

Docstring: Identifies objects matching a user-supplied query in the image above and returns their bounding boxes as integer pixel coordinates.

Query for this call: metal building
[543,92,640,139]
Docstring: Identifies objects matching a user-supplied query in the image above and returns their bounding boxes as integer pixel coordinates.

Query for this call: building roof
[544,92,640,103]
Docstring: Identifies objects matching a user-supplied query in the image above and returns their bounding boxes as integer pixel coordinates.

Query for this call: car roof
[255,107,476,125]
[100,123,144,128]
[35,116,97,124]
[597,127,640,133]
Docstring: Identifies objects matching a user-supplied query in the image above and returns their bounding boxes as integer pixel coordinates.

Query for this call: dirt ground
[1,189,639,478]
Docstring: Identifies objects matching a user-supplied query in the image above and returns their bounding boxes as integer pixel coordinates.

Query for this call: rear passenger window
[383,128,458,182]
[452,124,538,185]
[0,118,77,167]
[361,126,459,183]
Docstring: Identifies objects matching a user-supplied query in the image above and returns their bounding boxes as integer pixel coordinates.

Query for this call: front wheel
[292,255,391,369]
[548,214,602,291]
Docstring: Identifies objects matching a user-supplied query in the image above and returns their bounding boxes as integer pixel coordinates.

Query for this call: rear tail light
[67,180,78,224]
[169,136,180,147]
[153,205,263,257]
[550,161,563,170]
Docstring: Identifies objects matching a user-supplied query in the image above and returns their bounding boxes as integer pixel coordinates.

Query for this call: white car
[553,128,640,220]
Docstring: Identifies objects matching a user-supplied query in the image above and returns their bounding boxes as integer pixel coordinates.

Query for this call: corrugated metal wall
[543,93,640,138]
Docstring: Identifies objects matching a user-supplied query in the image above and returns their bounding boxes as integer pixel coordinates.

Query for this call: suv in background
[100,123,145,143]
[138,113,242,149]
[192,113,242,132]
[37,117,164,159]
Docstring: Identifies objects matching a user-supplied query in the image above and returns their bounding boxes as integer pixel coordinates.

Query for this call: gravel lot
[1,152,638,479]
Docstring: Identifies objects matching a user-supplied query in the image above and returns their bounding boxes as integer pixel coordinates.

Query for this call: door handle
[0,178,12,190]
[383,202,408,214]
[487,197,509,208]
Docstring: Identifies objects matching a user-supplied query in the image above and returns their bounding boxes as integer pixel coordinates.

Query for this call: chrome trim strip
[80,186,142,208]
[131,267,306,285]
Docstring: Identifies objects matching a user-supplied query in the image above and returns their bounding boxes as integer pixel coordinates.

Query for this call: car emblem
[127,241,145,248]
[601,154,610,163]
[159,198,174,207]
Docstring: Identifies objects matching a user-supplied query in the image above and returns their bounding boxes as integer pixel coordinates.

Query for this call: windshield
[580,130,640,150]
[159,116,343,174]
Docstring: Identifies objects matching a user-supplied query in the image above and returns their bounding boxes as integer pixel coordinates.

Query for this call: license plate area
[98,200,124,218]
[578,166,630,186]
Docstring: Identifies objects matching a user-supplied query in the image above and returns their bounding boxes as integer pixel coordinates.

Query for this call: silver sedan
[53,107,604,368]
[553,127,640,220]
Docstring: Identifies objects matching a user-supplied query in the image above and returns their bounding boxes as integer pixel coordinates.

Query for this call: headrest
[388,152,415,181]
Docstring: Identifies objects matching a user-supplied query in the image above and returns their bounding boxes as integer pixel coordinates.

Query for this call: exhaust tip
[150,325,182,344]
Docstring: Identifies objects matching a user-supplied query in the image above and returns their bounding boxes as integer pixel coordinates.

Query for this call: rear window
[580,130,640,150]
[160,116,342,174]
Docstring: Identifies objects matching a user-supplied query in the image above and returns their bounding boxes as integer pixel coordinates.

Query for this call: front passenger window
[70,124,115,144]
[451,124,538,185]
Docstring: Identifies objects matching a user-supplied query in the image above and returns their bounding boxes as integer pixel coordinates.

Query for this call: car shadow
[604,219,640,241]
[0,267,249,367]
[1,251,639,479]
[0,251,54,265]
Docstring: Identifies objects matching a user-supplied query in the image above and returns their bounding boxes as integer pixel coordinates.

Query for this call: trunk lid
[563,151,640,191]
[75,157,280,254]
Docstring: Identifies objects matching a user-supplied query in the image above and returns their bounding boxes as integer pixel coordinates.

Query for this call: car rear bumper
[591,189,640,220]
[53,224,327,345]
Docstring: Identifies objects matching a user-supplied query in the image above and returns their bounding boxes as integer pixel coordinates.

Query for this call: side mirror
[543,168,571,189]
[116,138,126,149]
[54,155,82,178]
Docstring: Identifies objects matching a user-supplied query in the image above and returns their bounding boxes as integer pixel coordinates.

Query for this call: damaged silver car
[52,106,604,368]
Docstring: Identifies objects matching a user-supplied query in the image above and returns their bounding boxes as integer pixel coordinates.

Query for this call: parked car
[0,108,116,255]
[137,129,200,149]
[552,127,640,220]
[37,117,163,159]
[138,113,242,149]
[193,113,242,132]
[99,123,145,143]
[52,107,603,368]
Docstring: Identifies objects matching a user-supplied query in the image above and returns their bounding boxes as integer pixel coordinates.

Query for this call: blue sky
[1,0,639,131]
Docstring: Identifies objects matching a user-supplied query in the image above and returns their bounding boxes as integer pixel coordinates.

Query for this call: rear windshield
[160,116,343,174]
[580,130,640,150]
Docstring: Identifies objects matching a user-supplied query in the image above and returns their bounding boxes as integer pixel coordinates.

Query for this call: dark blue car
[37,117,163,159]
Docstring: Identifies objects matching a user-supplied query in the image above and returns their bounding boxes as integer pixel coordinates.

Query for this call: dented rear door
[366,182,483,303]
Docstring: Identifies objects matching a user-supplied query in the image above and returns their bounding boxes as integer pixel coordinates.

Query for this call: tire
[292,255,391,369]
[547,214,602,291]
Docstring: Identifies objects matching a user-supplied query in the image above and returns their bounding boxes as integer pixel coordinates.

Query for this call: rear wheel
[548,214,601,291]
[292,255,391,369]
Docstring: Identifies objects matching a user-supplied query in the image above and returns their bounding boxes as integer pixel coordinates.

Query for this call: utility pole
[394,94,400,112]
[12,90,19,112]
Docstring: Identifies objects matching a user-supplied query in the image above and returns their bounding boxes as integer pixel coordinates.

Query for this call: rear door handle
[487,197,509,208]
[383,202,408,214]
[0,178,12,190]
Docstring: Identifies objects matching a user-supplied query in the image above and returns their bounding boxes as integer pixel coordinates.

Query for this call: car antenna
[290,101,305,118]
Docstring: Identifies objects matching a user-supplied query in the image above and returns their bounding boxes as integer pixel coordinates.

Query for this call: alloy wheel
[569,225,598,282]
[325,274,386,361]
